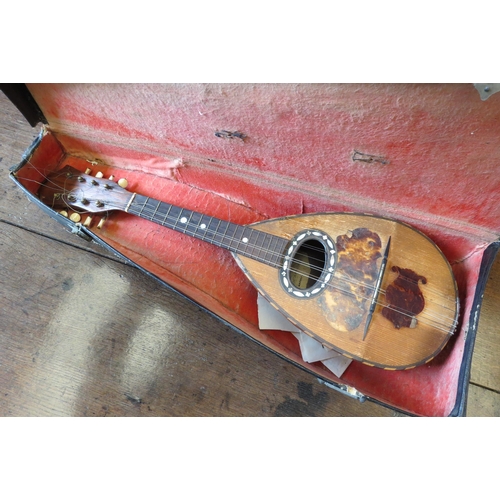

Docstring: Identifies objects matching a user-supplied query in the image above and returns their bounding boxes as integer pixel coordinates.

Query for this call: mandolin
[39,165,459,370]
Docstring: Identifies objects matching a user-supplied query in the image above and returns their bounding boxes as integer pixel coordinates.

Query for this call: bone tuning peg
[70,213,81,223]
[85,168,92,175]
[97,217,107,229]
[95,171,104,179]
[109,175,115,181]
[118,178,128,188]
[83,216,93,227]
[59,210,68,217]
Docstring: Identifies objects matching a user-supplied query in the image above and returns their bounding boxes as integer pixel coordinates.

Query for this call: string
[125,201,458,331]
[13,163,437,298]
[15,164,458,332]
[127,200,457,305]
[125,195,455,301]
[19,165,459,333]
[16,163,458,311]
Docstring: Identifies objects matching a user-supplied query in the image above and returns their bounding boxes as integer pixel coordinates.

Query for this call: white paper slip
[321,355,352,378]
[291,331,341,363]
[257,294,352,377]
[257,293,301,332]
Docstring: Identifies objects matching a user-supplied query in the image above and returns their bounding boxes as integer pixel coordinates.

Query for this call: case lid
[15,83,500,246]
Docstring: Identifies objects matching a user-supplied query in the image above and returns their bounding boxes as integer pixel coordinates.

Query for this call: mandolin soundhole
[290,240,326,289]
[280,230,337,299]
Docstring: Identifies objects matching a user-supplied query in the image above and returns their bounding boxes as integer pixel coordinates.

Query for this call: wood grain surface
[1,90,499,416]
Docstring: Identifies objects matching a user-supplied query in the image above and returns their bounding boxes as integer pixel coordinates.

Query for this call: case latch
[71,223,92,242]
[317,378,367,402]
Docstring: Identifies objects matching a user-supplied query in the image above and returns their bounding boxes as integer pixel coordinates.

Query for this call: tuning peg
[95,171,104,179]
[59,210,68,217]
[118,178,128,188]
[97,217,107,229]
[83,216,93,227]
[70,213,81,223]
[109,175,115,181]
[85,168,92,175]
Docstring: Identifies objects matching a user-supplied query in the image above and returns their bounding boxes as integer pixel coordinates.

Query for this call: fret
[127,193,287,268]
[203,216,218,243]
[175,207,185,230]
[230,224,240,246]
[241,228,254,258]
[219,220,231,247]
[255,230,266,260]
[232,225,246,252]
[169,206,182,227]
[197,214,212,240]
[270,234,286,267]
[151,200,161,221]
[183,210,195,234]
[145,199,156,221]
[190,212,203,237]
[209,219,222,245]
[241,227,253,254]
[138,196,150,217]
[260,232,273,263]
[161,203,173,226]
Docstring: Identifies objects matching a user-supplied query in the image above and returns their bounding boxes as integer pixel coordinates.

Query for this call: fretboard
[127,194,288,268]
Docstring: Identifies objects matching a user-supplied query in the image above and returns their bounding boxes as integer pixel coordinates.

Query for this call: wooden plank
[0,221,394,417]
[465,385,500,417]
[470,253,500,392]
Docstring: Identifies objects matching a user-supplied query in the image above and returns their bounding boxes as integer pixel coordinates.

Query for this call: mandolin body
[234,213,459,369]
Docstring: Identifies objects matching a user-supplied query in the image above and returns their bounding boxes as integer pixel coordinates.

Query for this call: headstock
[38,165,132,228]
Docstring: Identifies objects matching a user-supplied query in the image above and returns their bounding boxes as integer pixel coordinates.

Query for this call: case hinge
[474,83,500,101]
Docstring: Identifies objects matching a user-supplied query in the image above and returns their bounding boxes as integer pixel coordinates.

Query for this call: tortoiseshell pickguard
[319,228,382,332]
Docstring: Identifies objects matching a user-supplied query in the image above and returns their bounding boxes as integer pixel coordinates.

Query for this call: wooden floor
[1,91,499,417]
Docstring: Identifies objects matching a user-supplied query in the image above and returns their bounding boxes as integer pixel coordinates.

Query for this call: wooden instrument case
[4,83,500,416]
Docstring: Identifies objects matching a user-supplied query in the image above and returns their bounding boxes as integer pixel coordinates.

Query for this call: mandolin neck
[126,193,288,268]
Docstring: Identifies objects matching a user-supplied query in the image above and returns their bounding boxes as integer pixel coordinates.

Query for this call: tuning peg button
[96,171,104,179]
[83,216,93,227]
[70,213,81,223]
[85,168,92,174]
[97,217,107,229]
[118,178,128,188]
